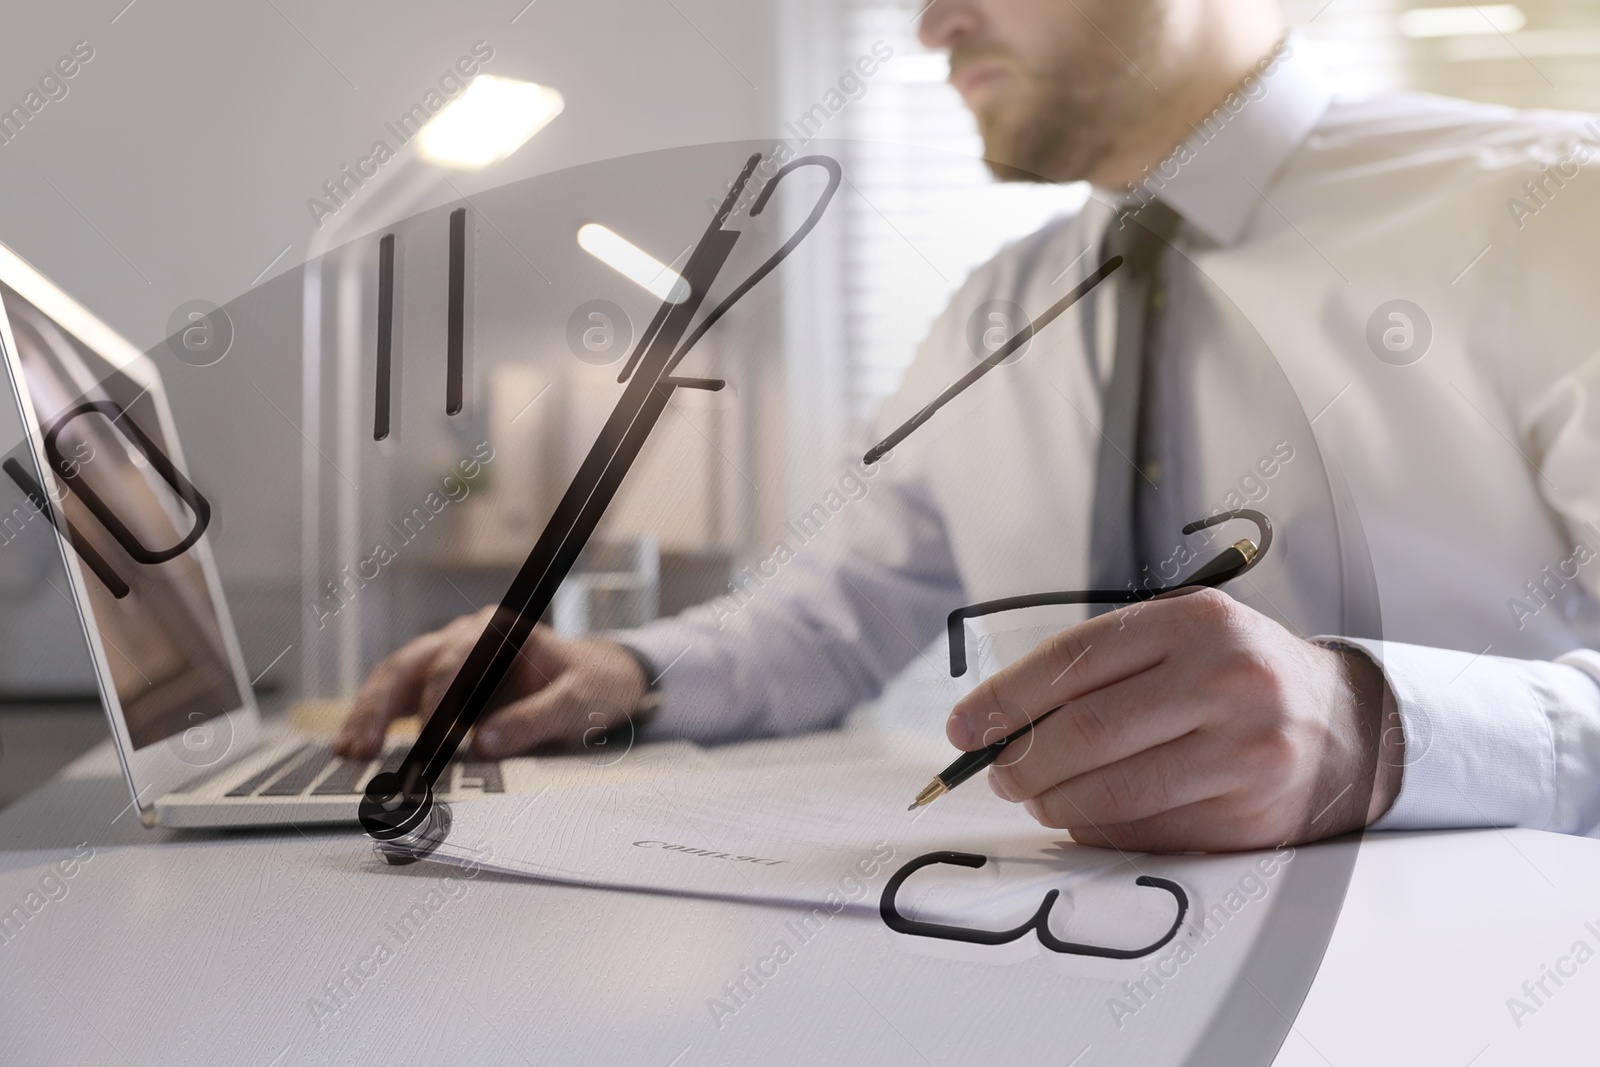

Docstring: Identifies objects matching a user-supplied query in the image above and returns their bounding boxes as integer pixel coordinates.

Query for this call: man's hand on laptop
[332,607,647,760]
[946,588,1405,853]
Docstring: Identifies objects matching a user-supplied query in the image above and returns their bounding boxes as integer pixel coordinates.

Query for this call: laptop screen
[1,284,242,750]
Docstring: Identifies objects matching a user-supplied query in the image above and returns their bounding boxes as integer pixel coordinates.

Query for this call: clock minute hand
[359,154,767,849]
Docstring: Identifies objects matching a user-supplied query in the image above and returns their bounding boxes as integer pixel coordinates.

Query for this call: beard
[954,5,1168,183]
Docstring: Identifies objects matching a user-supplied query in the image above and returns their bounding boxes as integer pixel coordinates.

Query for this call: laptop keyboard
[224,743,506,799]
[260,747,340,796]
[224,747,317,798]
[309,748,396,796]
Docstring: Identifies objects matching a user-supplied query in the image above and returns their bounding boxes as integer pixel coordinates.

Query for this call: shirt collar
[1115,36,1333,247]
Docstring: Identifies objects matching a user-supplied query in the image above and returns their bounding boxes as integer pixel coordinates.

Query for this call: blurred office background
[0,0,1595,769]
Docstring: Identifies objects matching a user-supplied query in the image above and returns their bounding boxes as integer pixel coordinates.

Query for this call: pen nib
[908,779,947,811]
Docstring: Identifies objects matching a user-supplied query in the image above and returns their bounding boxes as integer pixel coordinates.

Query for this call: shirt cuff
[1319,638,1557,831]
[605,622,733,744]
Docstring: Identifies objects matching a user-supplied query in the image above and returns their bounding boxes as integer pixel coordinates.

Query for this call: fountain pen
[907,538,1258,811]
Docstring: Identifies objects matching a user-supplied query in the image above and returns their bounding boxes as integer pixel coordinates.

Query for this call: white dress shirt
[623,39,1600,837]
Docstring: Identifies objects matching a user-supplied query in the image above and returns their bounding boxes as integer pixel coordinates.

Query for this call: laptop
[0,241,522,828]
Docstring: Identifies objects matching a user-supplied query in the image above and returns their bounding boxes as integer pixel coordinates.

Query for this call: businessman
[337,0,1600,851]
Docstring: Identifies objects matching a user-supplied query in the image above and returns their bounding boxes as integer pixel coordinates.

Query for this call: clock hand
[360,152,841,854]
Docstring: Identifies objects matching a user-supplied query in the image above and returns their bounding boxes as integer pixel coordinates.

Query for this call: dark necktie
[1087,202,1181,597]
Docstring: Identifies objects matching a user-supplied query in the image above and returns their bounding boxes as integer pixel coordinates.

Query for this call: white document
[413,732,1240,952]
[411,730,1321,1063]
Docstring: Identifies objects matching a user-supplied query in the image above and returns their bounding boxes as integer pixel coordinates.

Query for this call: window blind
[834,2,1084,430]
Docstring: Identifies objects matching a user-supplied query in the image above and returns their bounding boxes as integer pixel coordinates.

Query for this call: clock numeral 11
[374,207,469,442]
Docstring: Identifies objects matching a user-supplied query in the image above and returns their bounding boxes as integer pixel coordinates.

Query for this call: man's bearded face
[945,0,1171,182]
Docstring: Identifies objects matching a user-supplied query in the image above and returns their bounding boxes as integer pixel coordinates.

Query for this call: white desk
[1,735,1596,1066]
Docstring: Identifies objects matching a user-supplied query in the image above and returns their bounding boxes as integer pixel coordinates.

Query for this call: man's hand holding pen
[943,588,1407,853]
